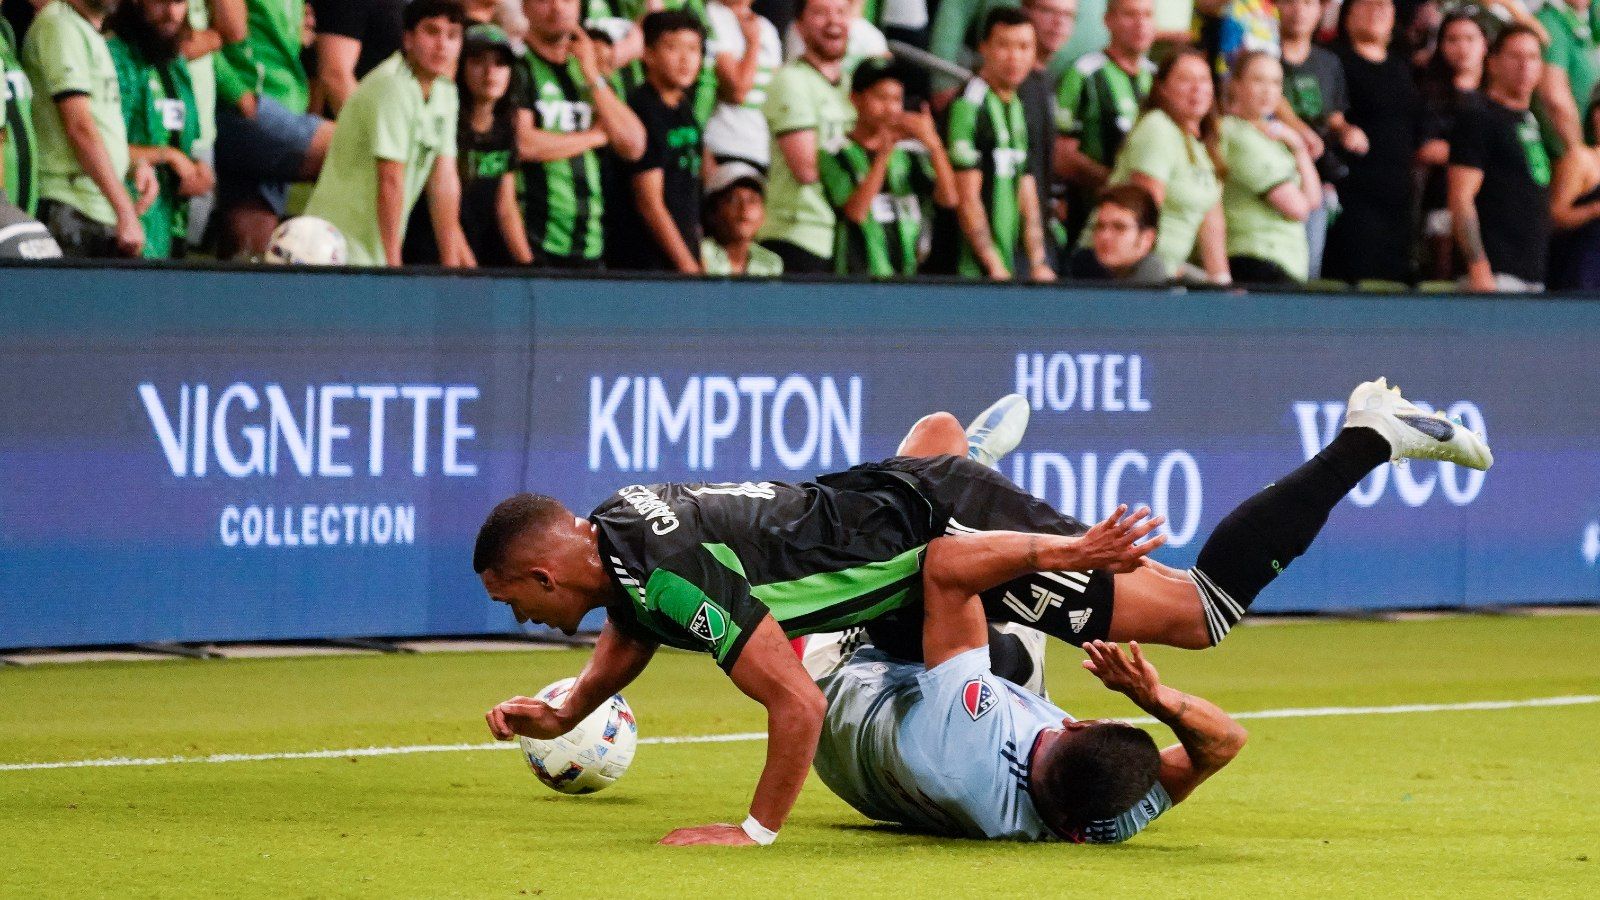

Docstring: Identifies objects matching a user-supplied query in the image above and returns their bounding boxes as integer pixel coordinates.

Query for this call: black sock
[1191,427,1390,644]
[986,626,1034,687]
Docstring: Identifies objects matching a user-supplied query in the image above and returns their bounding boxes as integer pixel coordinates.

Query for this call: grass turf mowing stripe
[2,694,1595,773]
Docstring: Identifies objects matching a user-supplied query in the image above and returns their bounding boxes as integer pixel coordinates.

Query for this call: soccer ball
[517,678,638,795]
[263,216,348,265]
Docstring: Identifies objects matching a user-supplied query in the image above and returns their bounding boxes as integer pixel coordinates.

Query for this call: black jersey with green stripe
[819,140,935,277]
[946,77,1028,278]
[521,50,605,261]
[0,17,38,215]
[1055,51,1153,168]
[591,476,936,672]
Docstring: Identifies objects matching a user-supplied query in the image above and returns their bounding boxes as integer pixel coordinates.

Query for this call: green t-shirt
[304,54,458,266]
[1537,0,1600,129]
[186,0,216,149]
[946,76,1028,278]
[1097,108,1219,271]
[1056,51,1153,167]
[758,58,855,259]
[214,0,309,113]
[818,138,935,277]
[1,17,38,215]
[520,49,606,261]
[23,0,130,226]
[927,0,1110,90]
[700,237,784,275]
[108,35,200,259]
[1219,115,1307,281]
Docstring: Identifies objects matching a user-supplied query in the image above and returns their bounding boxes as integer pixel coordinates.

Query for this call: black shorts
[837,455,1117,656]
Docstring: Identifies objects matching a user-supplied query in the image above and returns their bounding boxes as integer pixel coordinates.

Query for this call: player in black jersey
[478,378,1493,845]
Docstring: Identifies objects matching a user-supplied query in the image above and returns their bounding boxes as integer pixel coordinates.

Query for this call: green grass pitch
[3,615,1598,898]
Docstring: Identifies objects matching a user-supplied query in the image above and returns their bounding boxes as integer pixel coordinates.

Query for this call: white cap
[703,160,766,198]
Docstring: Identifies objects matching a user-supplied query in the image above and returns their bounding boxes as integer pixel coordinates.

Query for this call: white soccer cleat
[1343,377,1493,471]
[966,394,1030,469]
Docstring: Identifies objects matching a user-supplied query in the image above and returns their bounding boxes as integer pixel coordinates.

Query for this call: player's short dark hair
[472,493,570,574]
[850,57,911,95]
[1033,722,1161,833]
[1098,183,1159,232]
[980,6,1034,42]
[405,0,467,31]
[642,10,705,48]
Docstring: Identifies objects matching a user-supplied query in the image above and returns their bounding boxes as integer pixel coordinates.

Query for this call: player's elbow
[1215,722,1249,766]
[771,684,827,734]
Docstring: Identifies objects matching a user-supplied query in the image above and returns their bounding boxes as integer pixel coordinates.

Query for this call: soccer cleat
[966,394,1030,469]
[1343,378,1494,471]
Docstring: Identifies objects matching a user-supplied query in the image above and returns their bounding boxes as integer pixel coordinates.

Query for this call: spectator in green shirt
[700,159,784,273]
[1084,46,1227,283]
[1536,0,1599,148]
[303,0,473,266]
[108,0,213,259]
[1219,50,1321,283]
[818,58,957,276]
[213,0,334,259]
[23,0,158,258]
[947,7,1053,281]
[1,15,39,216]
[757,0,855,272]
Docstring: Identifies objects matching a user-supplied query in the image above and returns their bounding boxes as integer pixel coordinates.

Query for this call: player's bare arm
[1081,640,1247,803]
[486,622,657,740]
[659,615,826,847]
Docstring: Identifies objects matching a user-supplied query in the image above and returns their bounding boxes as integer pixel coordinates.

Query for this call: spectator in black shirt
[311,0,407,114]
[406,23,534,266]
[1448,24,1552,292]
[1418,12,1486,281]
[1279,0,1362,280]
[1324,0,1426,285]
[609,10,706,273]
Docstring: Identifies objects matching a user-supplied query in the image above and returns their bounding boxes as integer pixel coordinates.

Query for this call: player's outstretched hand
[658,823,758,846]
[1081,640,1161,707]
[1073,504,1167,573]
[485,696,567,741]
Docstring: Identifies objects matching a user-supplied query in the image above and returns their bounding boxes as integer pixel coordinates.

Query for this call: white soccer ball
[263,216,348,265]
[517,678,638,795]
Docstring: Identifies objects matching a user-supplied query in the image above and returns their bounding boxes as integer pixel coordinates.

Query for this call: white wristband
[741,815,778,846]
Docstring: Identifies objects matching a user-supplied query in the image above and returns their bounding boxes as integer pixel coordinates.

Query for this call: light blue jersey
[812,645,1171,842]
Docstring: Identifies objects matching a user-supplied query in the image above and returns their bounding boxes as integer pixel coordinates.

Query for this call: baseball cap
[703,161,766,199]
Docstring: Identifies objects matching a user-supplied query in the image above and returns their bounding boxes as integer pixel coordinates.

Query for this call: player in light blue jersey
[813,626,1246,841]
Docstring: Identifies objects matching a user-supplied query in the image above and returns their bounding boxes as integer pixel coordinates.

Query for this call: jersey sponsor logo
[616,484,680,534]
[535,98,594,132]
[689,600,728,643]
[961,678,998,721]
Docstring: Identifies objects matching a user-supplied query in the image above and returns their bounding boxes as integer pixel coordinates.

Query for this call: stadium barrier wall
[3,265,1599,648]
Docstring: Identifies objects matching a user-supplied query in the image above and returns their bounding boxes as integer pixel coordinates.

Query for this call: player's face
[979,23,1037,90]
[406,17,465,81]
[853,78,905,125]
[645,29,705,91]
[1092,203,1155,270]
[481,565,587,635]
[798,0,851,63]
[1105,0,1155,55]
[1025,0,1078,58]
[464,49,513,103]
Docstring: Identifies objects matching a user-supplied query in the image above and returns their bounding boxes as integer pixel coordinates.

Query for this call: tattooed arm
[1081,640,1248,804]
[1448,164,1496,292]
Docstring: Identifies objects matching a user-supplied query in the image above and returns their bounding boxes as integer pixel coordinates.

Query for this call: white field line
[2,695,1596,774]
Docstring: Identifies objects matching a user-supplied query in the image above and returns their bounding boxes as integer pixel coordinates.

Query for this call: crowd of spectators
[1,0,1597,291]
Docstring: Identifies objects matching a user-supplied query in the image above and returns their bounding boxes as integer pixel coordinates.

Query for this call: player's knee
[898,412,966,457]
